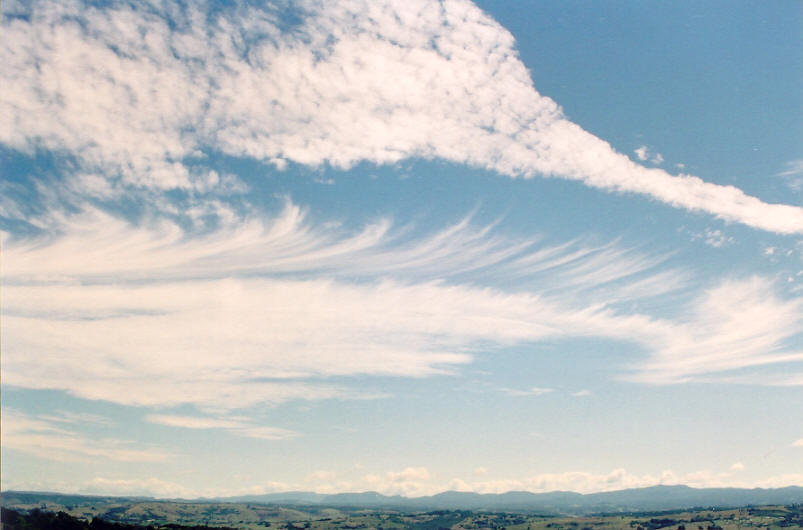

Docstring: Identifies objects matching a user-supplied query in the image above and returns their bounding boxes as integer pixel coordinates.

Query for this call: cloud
[38,410,114,426]
[3,201,691,411]
[4,201,679,299]
[777,160,803,192]
[347,467,803,497]
[361,467,432,496]
[571,389,592,397]
[3,277,625,409]
[7,461,802,498]
[3,475,294,500]
[146,414,299,440]
[690,228,734,248]
[777,160,803,177]
[628,276,803,384]
[635,146,649,161]
[500,387,553,397]
[635,146,662,165]
[2,205,801,413]
[730,462,745,471]
[442,469,803,495]
[1,409,170,463]
[793,439,803,447]
[2,0,802,233]
[80,477,194,499]
[388,467,431,482]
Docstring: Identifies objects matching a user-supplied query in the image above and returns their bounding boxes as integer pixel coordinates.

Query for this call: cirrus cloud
[2,204,801,414]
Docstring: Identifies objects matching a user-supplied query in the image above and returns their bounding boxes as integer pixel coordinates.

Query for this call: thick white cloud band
[2,0,802,233]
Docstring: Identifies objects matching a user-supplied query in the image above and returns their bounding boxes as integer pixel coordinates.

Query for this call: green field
[2,494,802,530]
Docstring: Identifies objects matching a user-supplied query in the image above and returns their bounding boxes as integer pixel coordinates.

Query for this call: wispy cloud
[1,409,170,463]
[776,160,803,191]
[2,0,802,233]
[627,276,803,385]
[3,205,801,412]
[146,414,299,440]
[38,410,114,426]
[499,387,553,397]
[2,201,683,302]
[777,160,803,177]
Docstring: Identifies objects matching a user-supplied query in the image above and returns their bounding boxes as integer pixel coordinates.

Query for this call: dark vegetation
[1,508,236,530]
[2,503,803,530]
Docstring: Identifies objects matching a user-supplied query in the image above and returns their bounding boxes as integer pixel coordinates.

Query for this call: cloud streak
[146,414,299,440]
[2,409,170,463]
[2,201,681,303]
[3,204,801,413]
[2,0,802,233]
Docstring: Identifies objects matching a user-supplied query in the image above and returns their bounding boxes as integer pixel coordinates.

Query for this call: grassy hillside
[2,501,802,530]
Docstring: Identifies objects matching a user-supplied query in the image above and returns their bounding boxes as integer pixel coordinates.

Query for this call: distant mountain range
[217,484,803,513]
[5,485,803,515]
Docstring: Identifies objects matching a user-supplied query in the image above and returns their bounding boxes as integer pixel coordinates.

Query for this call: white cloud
[388,467,431,482]
[634,146,649,161]
[80,477,194,499]
[1,202,651,288]
[38,410,114,426]
[691,228,734,248]
[3,202,690,410]
[359,467,433,496]
[441,469,803,495]
[2,277,620,409]
[500,387,553,397]
[571,389,592,397]
[730,462,745,471]
[1,409,170,463]
[146,414,299,440]
[628,276,803,384]
[3,0,802,233]
[793,438,803,447]
[634,145,663,164]
[2,206,801,413]
[205,468,803,496]
[7,462,802,498]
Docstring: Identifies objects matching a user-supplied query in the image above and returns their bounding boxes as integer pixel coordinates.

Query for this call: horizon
[1,0,802,499]
[5,483,803,501]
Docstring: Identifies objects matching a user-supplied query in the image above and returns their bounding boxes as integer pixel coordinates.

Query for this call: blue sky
[1,0,801,498]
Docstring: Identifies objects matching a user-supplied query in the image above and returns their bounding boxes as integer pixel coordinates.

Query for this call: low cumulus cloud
[2,0,802,233]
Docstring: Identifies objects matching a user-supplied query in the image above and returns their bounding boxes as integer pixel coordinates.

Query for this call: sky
[1,0,802,499]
